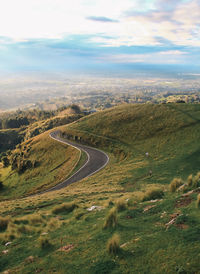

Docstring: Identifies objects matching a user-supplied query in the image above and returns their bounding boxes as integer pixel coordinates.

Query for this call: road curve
[42,131,109,193]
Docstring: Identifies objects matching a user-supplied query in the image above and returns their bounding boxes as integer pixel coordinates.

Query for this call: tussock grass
[107,234,121,255]
[27,214,44,225]
[170,178,183,192]
[142,188,164,201]
[17,225,34,234]
[52,202,77,214]
[103,208,117,229]
[0,216,9,231]
[187,174,193,187]
[39,236,52,249]
[46,218,61,231]
[74,208,85,220]
[193,172,200,188]
[197,194,200,209]
[116,199,127,212]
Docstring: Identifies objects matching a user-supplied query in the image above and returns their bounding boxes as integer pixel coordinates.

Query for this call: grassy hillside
[0,130,80,199]
[62,103,200,187]
[0,103,200,273]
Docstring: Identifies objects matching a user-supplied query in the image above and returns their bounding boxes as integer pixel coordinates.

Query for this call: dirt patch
[175,223,189,230]
[143,205,156,212]
[126,215,133,219]
[175,196,192,208]
[58,244,74,253]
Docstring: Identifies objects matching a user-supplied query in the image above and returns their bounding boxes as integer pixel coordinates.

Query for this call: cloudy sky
[0,0,200,75]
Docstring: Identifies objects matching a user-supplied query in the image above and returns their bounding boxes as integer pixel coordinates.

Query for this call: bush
[39,237,52,249]
[197,194,200,209]
[170,178,183,192]
[116,200,127,212]
[142,188,164,201]
[103,208,117,229]
[52,202,77,214]
[107,234,121,255]
[0,217,9,231]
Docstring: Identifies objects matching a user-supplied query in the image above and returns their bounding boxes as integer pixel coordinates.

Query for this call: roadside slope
[0,130,80,199]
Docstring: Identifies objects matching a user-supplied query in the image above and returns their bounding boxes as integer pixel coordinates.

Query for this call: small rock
[41,232,48,236]
[5,242,12,247]
[87,206,104,211]
[146,199,162,203]
[120,242,128,248]
[2,250,9,254]
[160,211,167,218]
[25,256,35,264]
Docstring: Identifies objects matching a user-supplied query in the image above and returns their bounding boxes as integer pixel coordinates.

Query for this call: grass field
[0,103,200,273]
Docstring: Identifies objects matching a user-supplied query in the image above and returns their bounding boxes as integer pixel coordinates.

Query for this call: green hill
[0,103,200,273]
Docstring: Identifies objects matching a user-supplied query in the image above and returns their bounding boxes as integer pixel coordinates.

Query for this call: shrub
[170,178,183,192]
[0,217,9,231]
[0,181,3,190]
[39,237,52,249]
[142,188,164,201]
[103,208,117,229]
[107,234,121,255]
[197,194,200,209]
[52,202,77,214]
[116,200,127,212]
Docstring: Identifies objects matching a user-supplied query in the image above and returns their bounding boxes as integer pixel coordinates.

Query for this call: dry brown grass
[103,208,117,229]
[107,233,121,255]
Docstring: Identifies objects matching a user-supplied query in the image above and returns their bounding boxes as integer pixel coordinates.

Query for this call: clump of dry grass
[0,217,9,232]
[52,202,77,214]
[193,172,200,188]
[170,178,183,193]
[74,208,85,220]
[27,214,44,225]
[39,236,52,249]
[107,233,121,255]
[142,188,164,201]
[196,194,200,208]
[187,174,193,187]
[17,225,34,234]
[116,199,127,212]
[103,208,117,229]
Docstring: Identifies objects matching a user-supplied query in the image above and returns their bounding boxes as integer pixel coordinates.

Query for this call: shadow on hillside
[165,104,200,123]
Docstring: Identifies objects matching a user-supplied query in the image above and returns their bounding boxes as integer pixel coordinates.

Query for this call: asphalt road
[42,131,109,193]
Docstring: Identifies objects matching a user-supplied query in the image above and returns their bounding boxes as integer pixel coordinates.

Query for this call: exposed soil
[175,196,192,208]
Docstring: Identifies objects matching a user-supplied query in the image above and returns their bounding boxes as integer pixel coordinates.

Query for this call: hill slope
[0,103,200,273]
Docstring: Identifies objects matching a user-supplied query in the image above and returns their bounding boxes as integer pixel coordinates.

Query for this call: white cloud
[0,0,199,48]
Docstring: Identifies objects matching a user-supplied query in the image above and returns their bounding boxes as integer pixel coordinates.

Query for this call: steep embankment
[0,130,80,199]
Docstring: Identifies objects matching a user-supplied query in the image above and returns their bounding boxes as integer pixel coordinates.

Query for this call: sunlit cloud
[0,0,199,73]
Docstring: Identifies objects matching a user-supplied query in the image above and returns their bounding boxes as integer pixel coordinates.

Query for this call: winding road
[41,131,109,193]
